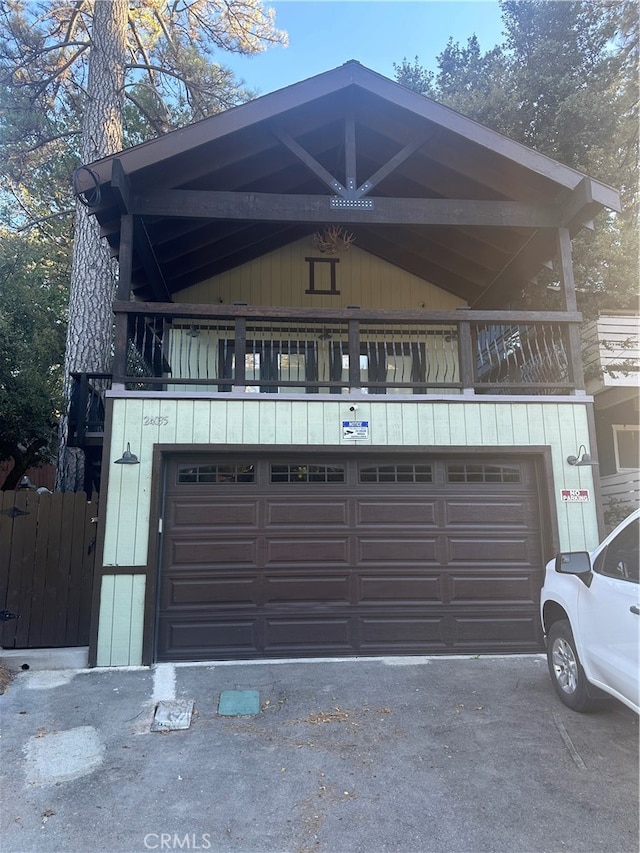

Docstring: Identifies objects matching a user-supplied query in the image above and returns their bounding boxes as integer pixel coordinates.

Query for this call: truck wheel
[547,620,599,712]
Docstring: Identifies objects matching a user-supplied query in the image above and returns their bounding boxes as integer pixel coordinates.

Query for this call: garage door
[157,454,547,661]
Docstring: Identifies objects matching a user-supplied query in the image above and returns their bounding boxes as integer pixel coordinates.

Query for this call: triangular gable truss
[77,61,619,308]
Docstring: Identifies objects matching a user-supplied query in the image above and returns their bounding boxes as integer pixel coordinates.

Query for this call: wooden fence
[0,491,97,649]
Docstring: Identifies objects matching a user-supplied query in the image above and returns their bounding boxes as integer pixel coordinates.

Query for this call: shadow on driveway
[1,655,637,853]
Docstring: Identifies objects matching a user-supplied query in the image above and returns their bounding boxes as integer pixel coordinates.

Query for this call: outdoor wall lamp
[114,443,140,465]
[567,445,598,467]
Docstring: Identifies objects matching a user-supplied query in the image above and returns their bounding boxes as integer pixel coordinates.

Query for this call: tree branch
[124,91,167,137]
[17,209,76,233]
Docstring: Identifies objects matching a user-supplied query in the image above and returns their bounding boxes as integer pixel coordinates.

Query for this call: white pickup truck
[540,508,639,713]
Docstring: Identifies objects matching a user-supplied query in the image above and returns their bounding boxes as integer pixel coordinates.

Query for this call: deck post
[555,227,586,391]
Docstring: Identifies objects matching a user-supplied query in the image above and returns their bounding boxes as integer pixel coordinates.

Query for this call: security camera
[349,405,357,412]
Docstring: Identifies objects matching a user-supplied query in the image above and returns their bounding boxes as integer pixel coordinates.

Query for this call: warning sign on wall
[561,489,590,502]
[342,420,369,440]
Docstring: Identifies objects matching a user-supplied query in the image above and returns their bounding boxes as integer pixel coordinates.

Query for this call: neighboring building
[583,312,640,528]
[70,62,621,667]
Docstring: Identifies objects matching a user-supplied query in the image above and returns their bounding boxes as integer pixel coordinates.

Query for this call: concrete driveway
[1,655,637,853]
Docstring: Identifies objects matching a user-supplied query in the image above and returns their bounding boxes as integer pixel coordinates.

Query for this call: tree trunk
[57,0,128,492]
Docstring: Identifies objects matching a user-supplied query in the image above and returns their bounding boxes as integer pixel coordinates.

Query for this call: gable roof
[77,60,620,306]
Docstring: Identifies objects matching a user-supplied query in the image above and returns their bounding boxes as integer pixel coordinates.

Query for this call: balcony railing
[68,372,111,445]
[112,302,584,396]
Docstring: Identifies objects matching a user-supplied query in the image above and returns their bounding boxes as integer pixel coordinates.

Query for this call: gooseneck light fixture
[114,443,140,465]
[566,445,598,467]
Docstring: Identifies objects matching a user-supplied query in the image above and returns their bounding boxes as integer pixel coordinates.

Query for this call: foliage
[0,229,69,489]
[0,0,287,228]
[394,0,639,317]
[0,0,287,489]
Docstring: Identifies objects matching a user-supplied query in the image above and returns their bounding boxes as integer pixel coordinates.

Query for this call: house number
[143,416,169,426]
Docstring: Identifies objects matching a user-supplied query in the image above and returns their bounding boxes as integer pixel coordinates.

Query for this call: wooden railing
[112,302,585,396]
[68,372,111,445]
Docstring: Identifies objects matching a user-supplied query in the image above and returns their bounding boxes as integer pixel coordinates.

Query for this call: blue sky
[225,1,506,95]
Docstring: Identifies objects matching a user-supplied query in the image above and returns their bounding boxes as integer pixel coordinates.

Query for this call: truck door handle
[631,606,640,615]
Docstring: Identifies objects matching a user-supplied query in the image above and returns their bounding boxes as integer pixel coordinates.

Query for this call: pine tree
[0,0,287,490]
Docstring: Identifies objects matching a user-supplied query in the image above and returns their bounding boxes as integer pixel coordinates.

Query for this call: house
[583,312,640,528]
[70,62,621,667]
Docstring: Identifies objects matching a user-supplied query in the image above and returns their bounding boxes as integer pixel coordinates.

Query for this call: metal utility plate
[218,690,260,716]
[151,699,195,731]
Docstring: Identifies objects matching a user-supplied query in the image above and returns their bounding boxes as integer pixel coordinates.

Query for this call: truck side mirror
[555,551,593,585]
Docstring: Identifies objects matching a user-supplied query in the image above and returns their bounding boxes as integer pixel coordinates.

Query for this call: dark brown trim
[117,214,134,301]
[560,177,599,229]
[272,126,347,196]
[537,445,560,559]
[76,62,619,212]
[112,300,582,325]
[111,159,131,211]
[88,396,114,668]
[129,189,562,228]
[93,565,148,576]
[143,446,166,666]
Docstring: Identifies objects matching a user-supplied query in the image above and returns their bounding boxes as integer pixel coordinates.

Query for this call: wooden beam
[345,112,357,192]
[555,227,585,388]
[130,188,561,227]
[113,300,582,325]
[272,126,347,196]
[560,177,600,231]
[117,214,134,301]
[111,159,131,211]
[555,227,578,312]
[110,159,172,302]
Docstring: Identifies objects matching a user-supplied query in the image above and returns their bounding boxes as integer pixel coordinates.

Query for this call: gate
[0,491,97,649]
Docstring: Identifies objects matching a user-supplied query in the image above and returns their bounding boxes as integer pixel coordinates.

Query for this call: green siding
[96,574,146,667]
[98,396,599,665]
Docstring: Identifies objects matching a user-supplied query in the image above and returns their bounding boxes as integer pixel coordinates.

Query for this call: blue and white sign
[342,420,369,440]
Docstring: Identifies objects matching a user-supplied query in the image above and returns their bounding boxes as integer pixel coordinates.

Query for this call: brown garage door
[157,453,547,661]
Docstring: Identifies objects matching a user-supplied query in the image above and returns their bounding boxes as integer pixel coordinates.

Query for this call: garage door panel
[264,616,352,650]
[444,500,533,527]
[266,501,349,526]
[357,538,439,563]
[453,614,540,647]
[162,576,258,608]
[159,618,259,658]
[171,539,259,566]
[359,574,443,602]
[356,502,437,525]
[359,615,445,648]
[450,573,537,604]
[446,537,534,564]
[264,574,350,603]
[265,538,349,564]
[171,500,259,528]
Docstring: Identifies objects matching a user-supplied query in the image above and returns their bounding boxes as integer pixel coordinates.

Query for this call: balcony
[111,302,582,397]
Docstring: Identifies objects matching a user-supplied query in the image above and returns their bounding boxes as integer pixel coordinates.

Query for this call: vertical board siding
[104,396,598,573]
[96,574,146,666]
[0,491,96,649]
[99,396,599,665]
[177,240,464,312]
